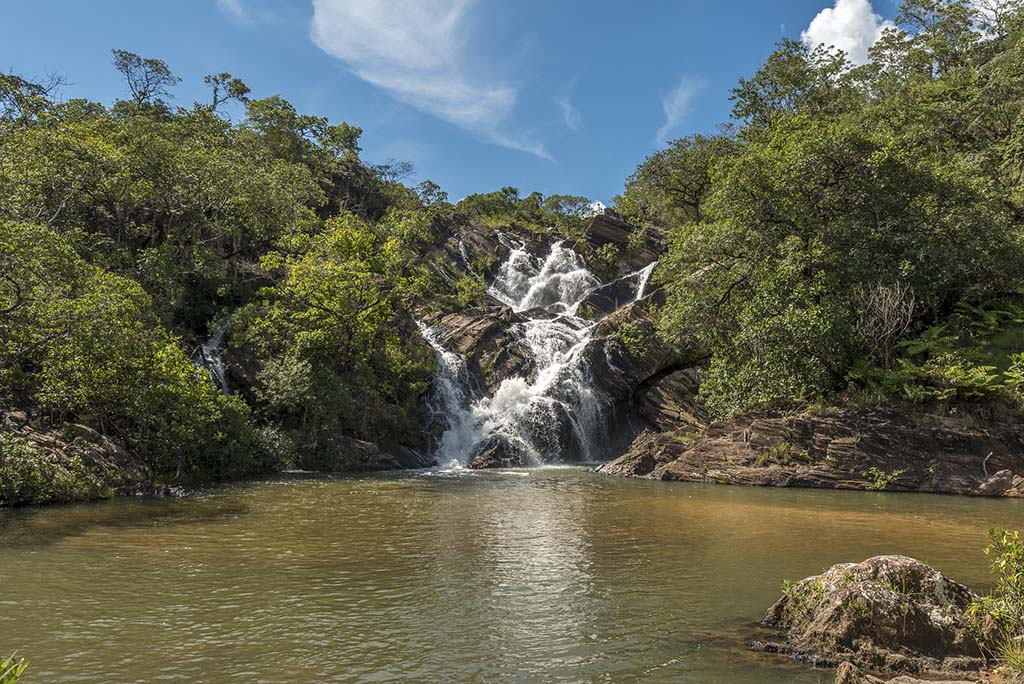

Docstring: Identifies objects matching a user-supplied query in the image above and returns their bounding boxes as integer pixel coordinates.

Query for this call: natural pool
[2,467,1022,683]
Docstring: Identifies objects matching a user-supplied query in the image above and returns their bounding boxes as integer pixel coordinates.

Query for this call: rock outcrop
[756,555,985,674]
[578,210,666,276]
[298,435,434,472]
[598,404,1024,497]
[422,304,536,396]
[1,412,153,506]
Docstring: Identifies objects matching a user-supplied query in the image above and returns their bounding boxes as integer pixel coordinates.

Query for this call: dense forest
[4,0,1024,507]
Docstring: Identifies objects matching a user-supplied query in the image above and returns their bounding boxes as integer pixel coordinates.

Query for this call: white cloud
[656,76,702,144]
[216,0,248,22]
[801,0,895,65]
[310,0,551,160]
[556,96,581,132]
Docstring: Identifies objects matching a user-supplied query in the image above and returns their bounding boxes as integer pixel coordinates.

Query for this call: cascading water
[420,235,657,468]
[197,321,231,395]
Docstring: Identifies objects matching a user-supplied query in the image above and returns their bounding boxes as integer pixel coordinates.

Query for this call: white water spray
[420,236,656,466]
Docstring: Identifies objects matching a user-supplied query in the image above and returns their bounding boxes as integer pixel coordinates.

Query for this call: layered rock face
[580,211,666,276]
[598,405,1024,497]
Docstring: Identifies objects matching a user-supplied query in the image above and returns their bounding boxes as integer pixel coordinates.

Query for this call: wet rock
[576,270,650,319]
[602,404,1024,496]
[760,556,985,675]
[468,436,530,469]
[427,214,564,286]
[390,446,436,470]
[422,305,536,395]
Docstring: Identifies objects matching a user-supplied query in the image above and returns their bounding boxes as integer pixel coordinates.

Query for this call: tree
[618,133,737,227]
[111,49,179,104]
[203,72,250,112]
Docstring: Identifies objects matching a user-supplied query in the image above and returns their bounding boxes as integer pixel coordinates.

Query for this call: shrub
[970,529,1024,674]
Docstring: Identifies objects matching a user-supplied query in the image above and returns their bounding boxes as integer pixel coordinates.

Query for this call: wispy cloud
[656,76,702,144]
[556,94,581,132]
[216,0,248,22]
[801,0,895,65]
[309,0,551,160]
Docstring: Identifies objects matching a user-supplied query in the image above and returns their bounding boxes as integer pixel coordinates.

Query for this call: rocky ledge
[755,555,998,683]
[0,411,153,506]
[598,405,1024,497]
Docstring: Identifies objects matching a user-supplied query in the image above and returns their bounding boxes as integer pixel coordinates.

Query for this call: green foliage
[0,55,447,494]
[237,210,436,463]
[0,654,27,684]
[615,320,653,360]
[454,187,592,236]
[640,0,1024,418]
[861,466,908,491]
[0,221,272,479]
[0,434,115,506]
[970,529,1024,673]
[591,243,622,281]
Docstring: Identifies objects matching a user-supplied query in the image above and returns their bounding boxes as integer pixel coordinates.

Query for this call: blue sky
[0,0,901,203]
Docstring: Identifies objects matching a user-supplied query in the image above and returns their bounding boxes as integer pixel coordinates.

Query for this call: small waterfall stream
[197,320,231,395]
[421,236,656,467]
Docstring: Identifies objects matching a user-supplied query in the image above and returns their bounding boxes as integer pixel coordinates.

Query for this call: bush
[970,529,1024,674]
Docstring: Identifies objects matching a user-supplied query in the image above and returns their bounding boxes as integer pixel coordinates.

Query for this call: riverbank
[598,402,1024,498]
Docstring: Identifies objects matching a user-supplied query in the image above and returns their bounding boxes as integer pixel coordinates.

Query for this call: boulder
[468,435,530,469]
[758,555,985,674]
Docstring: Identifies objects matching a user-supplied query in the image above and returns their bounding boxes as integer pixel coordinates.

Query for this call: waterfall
[420,236,657,468]
[197,321,231,395]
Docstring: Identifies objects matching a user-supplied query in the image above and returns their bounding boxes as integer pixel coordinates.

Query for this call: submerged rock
[834,662,982,684]
[757,555,985,675]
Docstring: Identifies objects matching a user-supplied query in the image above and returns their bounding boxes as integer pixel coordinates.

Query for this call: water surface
[2,468,1022,683]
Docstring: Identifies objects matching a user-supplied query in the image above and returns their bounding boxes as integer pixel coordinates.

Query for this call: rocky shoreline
[598,404,1024,498]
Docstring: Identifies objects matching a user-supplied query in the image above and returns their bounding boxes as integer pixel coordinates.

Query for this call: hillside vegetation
[620,0,1024,419]
[4,0,1024,504]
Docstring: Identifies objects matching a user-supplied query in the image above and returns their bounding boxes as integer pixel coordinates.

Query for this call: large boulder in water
[756,555,986,675]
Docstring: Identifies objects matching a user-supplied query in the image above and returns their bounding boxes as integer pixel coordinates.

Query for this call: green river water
[2,467,1022,683]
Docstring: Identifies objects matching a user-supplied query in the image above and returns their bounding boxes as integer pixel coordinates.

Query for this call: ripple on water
[1,468,1021,683]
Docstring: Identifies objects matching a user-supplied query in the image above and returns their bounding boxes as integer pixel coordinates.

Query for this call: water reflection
[1,469,1021,683]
